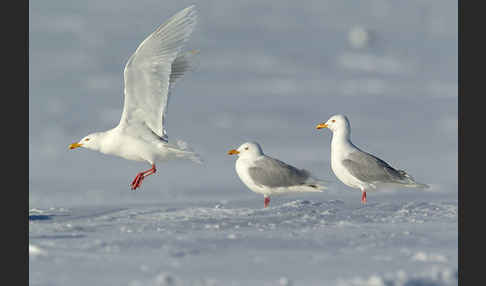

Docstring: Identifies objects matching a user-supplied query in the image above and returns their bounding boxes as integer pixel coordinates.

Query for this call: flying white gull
[228,142,329,208]
[316,114,428,204]
[69,6,202,190]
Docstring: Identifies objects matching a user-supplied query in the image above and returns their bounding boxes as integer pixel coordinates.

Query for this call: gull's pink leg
[264,197,270,208]
[361,191,367,204]
[131,164,157,190]
[131,173,143,188]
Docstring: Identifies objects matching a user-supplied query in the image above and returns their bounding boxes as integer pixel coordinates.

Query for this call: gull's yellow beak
[316,123,328,129]
[228,149,240,155]
[69,142,83,150]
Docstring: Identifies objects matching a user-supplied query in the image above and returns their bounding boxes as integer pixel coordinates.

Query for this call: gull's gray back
[248,156,310,188]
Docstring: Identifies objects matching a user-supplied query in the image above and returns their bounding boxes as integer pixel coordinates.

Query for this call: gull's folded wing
[342,151,405,184]
[248,156,311,188]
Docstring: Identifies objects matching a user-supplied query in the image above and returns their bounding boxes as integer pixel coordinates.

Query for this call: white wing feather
[119,6,197,141]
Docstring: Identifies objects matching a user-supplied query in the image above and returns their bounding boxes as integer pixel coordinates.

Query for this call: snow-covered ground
[29,194,457,286]
[29,0,457,285]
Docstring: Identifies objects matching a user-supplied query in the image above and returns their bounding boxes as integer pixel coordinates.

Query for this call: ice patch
[29,207,71,221]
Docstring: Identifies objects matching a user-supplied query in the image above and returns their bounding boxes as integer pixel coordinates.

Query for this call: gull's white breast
[331,141,366,190]
[235,157,267,195]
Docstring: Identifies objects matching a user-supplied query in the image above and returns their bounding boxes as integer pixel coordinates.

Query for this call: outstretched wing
[342,150,406,184]
[119,6,197,141]
[248,156,311,188]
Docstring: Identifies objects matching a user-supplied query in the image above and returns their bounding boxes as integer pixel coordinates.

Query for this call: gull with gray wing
[316,114,428,204]
[228,142,329,208]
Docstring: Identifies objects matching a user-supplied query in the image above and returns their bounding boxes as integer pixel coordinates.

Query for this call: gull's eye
[85,138,90,141]
[331,120,336,123]
[244,147,249,150]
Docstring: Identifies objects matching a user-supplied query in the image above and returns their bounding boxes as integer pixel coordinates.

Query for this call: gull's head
[316,114,351,133]
[227,142,264,159]
[69,132,102,151]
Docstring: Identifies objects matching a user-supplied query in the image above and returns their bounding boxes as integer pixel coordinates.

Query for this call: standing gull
[228,142,329,208]
[316,114,428,204]
[69,6,201,190]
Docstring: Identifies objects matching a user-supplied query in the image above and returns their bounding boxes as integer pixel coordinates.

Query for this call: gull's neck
[331,128,355,156]
[96,129,118,154]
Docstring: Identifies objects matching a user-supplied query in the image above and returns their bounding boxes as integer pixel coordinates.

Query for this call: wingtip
[305,184,327,192]
[171,5,198,24]
[182,5,198,16]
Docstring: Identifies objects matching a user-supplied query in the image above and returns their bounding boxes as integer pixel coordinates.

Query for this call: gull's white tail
[170,139,203,164]
[282,176,330,194]
[398,170,429,189]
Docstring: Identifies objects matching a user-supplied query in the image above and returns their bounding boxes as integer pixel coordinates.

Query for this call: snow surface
[29,0,457,285]
[29,196,457,285]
